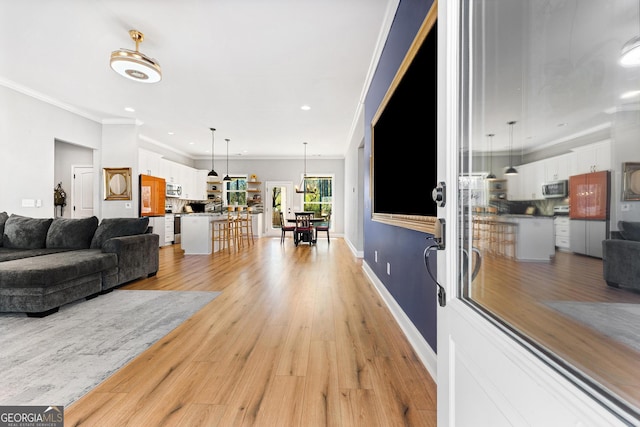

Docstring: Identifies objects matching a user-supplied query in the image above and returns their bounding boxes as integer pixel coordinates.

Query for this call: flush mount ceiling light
[110,30,162,83]
[504,121,518,176]
[621,4,640,67]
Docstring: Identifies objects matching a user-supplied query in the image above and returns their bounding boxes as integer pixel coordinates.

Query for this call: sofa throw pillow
[90,217,150,249]
[3,214,53,249]
[618,221,640,241]
[46,216,99,249]
[0,211,8,247]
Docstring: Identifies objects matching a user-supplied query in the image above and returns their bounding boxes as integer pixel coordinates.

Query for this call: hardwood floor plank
[64,237,436,426]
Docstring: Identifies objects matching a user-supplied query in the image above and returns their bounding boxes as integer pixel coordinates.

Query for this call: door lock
[432,181,446,207]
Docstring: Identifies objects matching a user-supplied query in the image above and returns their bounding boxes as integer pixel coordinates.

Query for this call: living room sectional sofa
[602,220,640,291]
[0,212,159,317]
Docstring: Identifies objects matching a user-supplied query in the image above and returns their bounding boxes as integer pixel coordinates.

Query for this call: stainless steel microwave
[166,182,182,198]
[541,180,568,199]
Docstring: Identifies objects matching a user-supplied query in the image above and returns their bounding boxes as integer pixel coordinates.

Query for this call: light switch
[21,199,35,207]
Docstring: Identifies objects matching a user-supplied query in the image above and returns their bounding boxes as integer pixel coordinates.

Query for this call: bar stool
[236,208,254,247]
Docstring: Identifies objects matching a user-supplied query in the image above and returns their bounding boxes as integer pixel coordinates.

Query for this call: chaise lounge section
[0,213,159,317]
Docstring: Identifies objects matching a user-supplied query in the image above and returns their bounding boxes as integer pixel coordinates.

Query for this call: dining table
[287,212,327,244]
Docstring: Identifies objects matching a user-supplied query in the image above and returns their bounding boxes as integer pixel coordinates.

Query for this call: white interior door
[72,165,94,218]
[264,181,293,237]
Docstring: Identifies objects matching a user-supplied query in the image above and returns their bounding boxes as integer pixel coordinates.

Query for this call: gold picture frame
[104,167,132,200]
[622,162,640,201]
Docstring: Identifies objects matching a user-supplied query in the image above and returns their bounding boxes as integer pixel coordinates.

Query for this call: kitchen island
[180,212,263,255]
[473,214,555,262]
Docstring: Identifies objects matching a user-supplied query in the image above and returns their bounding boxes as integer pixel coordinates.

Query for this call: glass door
[265,181,293,237]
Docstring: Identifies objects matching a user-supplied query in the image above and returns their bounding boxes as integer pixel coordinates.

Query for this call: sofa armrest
[101,234,159,286]
[602,239,640,289]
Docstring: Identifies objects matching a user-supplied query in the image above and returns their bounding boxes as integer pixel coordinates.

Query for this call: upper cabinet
[138,148,163,177]
[572,140,611,174]
[544,153,576,182]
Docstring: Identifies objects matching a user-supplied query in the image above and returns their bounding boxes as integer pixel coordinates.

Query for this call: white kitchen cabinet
[194,170,209,201]
[573,140,611,174]
[164,214,175,244]
[545,153,576,181]
[554,216,570,251]
[138,148,163,177]
[506,171,522,200]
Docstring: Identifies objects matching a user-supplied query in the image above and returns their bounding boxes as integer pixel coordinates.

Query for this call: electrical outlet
[621,204,630,212]
[387,262,391,275]
[125,203,132,209]
[375,250,378,262]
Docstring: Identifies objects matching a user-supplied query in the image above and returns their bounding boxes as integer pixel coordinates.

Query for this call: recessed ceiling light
[124,107,135,112]
[301,105,311,111]
[621,90,640,99]
[168,131,175,135]
[189,142,195,145]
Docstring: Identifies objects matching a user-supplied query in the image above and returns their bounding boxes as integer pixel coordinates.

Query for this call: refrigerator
[569,170,610,258]
[139,175,167,246]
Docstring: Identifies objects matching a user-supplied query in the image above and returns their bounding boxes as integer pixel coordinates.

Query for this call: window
[301,175,333,225]
[459,0,639,418]
[224,175,247,206]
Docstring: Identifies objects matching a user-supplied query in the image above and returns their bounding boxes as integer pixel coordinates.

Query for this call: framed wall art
[622,162,640,201]
[104,167,132,200]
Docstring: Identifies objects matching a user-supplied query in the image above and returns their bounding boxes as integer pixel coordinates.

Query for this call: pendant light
[295,142,308,194]
[207,128,218,177]
[223,138,231,182]
[621,3,640,67]
[504,121,518,175]
[485,133,496,179]
[110,30,162,83]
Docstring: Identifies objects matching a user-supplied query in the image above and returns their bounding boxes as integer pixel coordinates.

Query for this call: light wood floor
[471,250,640,415]
[64,237,437,427]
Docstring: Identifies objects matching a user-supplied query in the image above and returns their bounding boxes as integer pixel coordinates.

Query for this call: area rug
[545,301,640,353]
[0,289,220,407]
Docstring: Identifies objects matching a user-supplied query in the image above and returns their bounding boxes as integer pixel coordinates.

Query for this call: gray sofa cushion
[618,221,640,241]
[90,217,149,249]
[3,215,53,249]
[46,216,99,249]
[0,212,8,247]
[0,247,72,262]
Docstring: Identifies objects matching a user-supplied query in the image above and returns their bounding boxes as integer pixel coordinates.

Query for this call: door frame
[264,181,293,237]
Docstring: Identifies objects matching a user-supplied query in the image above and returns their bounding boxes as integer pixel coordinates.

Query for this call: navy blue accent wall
[364,0,437,352]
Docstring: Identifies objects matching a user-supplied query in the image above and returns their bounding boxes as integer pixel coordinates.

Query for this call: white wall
[193,156,345,235]
[0,85,102,217]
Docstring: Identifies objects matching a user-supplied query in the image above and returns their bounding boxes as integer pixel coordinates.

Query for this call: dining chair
[294,212,314,246]
[315,213,330,243]
[279,212,296,243]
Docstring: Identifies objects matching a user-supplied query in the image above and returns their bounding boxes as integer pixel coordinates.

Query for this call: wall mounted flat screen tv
[371,15,437,228]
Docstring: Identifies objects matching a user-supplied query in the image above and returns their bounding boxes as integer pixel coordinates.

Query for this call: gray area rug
[0,289,220,407]
[545,301,640,353]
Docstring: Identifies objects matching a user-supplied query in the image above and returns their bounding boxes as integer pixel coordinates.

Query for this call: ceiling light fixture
[223,139,231,182]
[110,30,162,83]
[207,128,218,177]
[621,3,640,67]
[295,142,309,194]
[504,121,518,175]
[486,133,496,179]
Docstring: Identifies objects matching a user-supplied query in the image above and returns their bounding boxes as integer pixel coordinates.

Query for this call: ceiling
[473,0,640,155]
[0,0,392,160]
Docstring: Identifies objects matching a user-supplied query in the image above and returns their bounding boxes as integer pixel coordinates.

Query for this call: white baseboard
[362,261,437,383]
